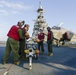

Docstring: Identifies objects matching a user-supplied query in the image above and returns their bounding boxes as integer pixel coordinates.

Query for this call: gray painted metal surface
[0,44,76,75]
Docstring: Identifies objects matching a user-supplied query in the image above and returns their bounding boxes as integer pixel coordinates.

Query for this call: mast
[32,2,48,41]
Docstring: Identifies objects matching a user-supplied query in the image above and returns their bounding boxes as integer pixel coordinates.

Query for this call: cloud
[0,4,3,7]
[0,1,32,16]
[10,11,20,14]
[0,9,8,15]
[0,1,32,10]
[0,9,20,16]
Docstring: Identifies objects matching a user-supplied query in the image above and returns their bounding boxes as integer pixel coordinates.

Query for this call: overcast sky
[0,0,76,41]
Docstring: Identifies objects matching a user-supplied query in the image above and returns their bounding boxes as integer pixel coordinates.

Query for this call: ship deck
[0,44,76,75]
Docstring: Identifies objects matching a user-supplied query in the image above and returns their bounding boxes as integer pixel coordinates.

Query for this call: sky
[0,0,76,41]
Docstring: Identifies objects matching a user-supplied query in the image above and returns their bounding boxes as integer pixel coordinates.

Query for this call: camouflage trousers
[3,37,19,62]
[19,39,26,57]
[47,40,53,53]
[38,41,44,52]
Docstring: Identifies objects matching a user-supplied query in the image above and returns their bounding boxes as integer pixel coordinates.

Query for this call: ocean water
[0,44,6,47]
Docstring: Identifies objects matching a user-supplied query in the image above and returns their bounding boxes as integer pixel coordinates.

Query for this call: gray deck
[0,44,76,75]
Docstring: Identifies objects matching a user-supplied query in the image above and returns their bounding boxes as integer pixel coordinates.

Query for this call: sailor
[37,28,44,54]
[3,21,25,65]
[19,24,29,60]
[63,32,70,40]
[59,31,70,45]
[47,27,53,56]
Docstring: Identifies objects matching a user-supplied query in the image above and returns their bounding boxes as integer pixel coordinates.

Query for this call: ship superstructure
[32,2,48,42]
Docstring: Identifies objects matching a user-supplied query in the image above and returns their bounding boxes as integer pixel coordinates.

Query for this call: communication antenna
[58,22,64,27]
